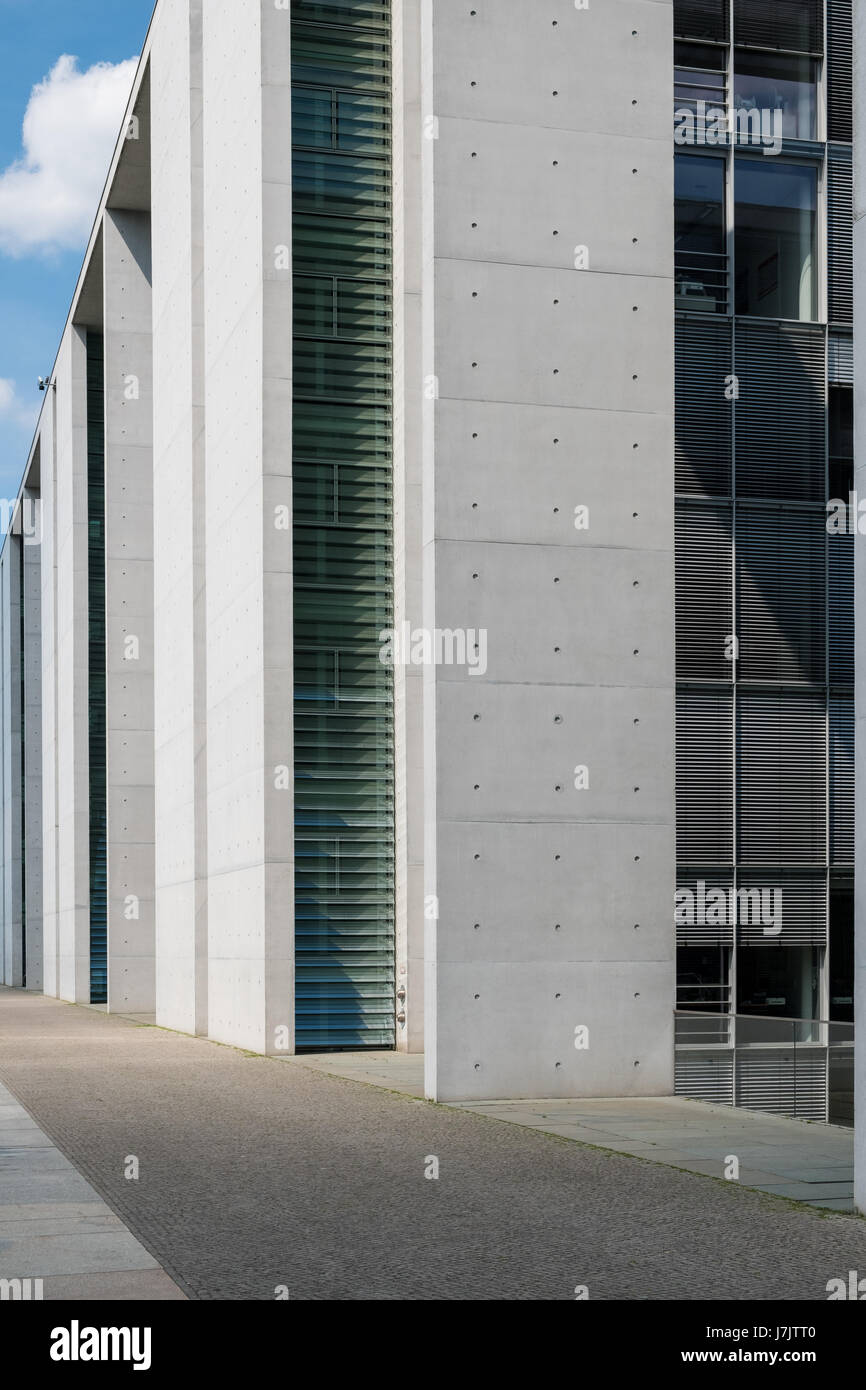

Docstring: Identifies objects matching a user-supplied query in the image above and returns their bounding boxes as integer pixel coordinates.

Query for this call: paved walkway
[293,1051,855,1210]
[0,1080,184,1300]
[1,987,865,1300]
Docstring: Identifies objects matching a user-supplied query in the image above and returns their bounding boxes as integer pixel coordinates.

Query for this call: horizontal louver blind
[734,321,825,503]
[737,691,826,865]
[735,1050,826,1121]
[675,318,732,497]
[828,331,853,384]
[736,872,826,945]
[675,504,732,679]
[829,533,853,683]
[293,213,390,280]
[828,146,853,325]
[291,23,390,87]
[293,1,395,1050]
[293,0,390,25]
[293,150,391,218]
[733,0,822,53]
[827,0,853,142]
[676,868,735,946]
[830,697,854,864]
[736,506,826,683]
[675,1052,734,1104]
[674,0,729,42]
[677,689,734,863]
[87,331,107,1005]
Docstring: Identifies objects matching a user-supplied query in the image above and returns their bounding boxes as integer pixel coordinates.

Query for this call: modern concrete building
[672,0,856,1127]
[0,0,857,1127]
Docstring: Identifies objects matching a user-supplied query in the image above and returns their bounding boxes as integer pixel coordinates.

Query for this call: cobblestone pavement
[1,987,864,1300]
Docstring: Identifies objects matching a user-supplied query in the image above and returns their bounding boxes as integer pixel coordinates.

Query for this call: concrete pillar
[200,0,293,1053]
[22,485,43,990]
[151,0,208,1037]
[103,209,155,1015]
[419,0,676,1101]
[393,0,426,1053]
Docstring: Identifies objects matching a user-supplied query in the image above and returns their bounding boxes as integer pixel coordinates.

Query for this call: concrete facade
[419,0,675,1099]
[103,207,155,1015]
[0,0,676,1106]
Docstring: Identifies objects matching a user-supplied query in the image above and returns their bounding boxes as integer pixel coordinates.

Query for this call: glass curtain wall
[674,0,854,1059]
[86,330,107,1004]
[291,0,396,1050]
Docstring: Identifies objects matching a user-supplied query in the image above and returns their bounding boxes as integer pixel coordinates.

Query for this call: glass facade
[675,154,727,311]
[733,50,818,142]
[734,159,816,321]
[86,330,107,1004]
[674,0,854,1118]
[291,0,395,1049]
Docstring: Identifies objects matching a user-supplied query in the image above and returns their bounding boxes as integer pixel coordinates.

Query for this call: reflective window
[737,945,821,1023]
[829,887,854,1023]
[829,387,854,500]
[675,154,727,311]
[675,41,727,121]
[677,946,731,1012]
[733,0,821,57]
[734,159,817,320]
[734,50,817,142]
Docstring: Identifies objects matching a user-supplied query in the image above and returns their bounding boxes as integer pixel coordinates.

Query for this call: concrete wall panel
[421,0,675,1100]
[200,0,293,1053]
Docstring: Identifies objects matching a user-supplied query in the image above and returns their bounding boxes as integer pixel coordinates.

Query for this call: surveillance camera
[38,377,46,392]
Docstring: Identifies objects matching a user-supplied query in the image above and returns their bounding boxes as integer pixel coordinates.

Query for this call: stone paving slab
[289,1049,426,1097]
[0,1078,186,1299]
[43,1270,184,1301]
[0,1149,80,1174]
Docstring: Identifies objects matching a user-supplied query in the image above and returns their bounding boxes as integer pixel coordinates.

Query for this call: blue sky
[0,0,154,502]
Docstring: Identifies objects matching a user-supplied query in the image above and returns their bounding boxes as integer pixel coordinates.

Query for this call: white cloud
[0,378,39,433]
[0,53,138,257]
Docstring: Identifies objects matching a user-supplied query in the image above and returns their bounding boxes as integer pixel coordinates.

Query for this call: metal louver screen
[736,873,826,945]
[675,318,732,497]
[737,692,826,865]
[733,0,822,53]
[675,504,732,679]
[675,1051,734,1105]
[829,534,853,683]
[734,321,825,503]
[735,1050,827,1121]
[292,0,390,23]
[827,0,853,142]
[674,0,729,42]
[676,868,735,946]
[292,2,395,1050]
[86,331,107,1005]
[676,689,733,863]
[830,697,854,865]
[828,147,853,325]
[736,506,826,683]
